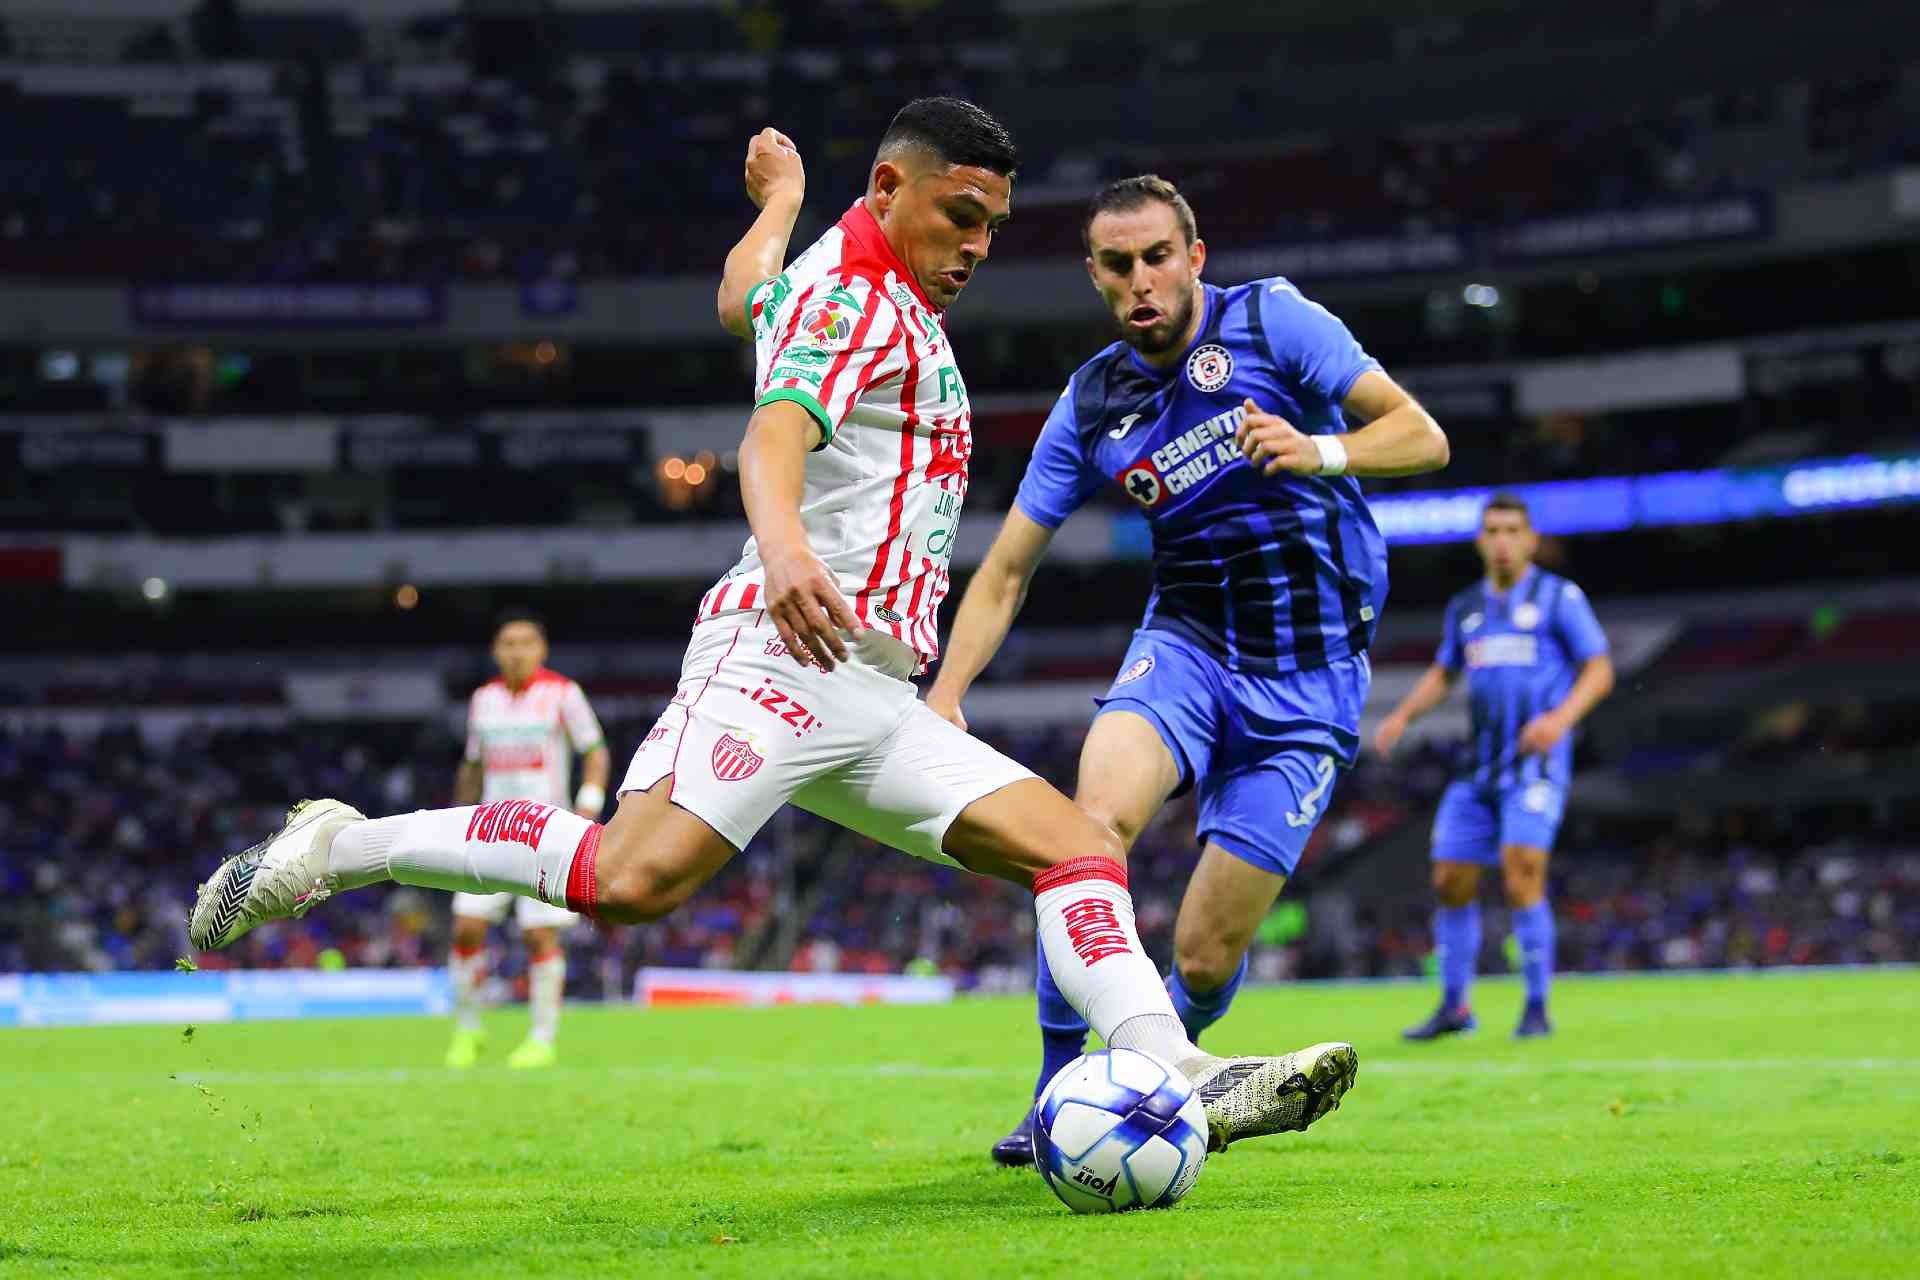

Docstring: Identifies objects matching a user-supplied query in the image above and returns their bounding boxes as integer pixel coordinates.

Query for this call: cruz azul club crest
[711,732,765,782]
[1186,343,1233,392]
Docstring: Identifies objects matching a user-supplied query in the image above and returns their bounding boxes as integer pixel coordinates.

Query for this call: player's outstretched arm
[925,509,1057,731]
[1375,662,1459,757]
[717,128,805,339]
[1238,371,1448,479]
[740,399,862,671]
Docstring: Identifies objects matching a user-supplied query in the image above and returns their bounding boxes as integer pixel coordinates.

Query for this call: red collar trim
[836,199,935,312]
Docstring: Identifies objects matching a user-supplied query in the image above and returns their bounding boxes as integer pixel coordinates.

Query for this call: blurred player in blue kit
[927,176,1450,1165]
[1375,494,1613,1040]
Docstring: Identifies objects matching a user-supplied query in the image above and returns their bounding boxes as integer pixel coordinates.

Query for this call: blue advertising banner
[0,968,452,1026]
[1367,451,1920,545]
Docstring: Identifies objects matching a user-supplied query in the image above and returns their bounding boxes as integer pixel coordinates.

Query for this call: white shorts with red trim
[450,891,579,930]
[620,617,1034,862]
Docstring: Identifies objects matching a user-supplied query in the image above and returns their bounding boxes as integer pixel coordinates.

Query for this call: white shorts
[620,617,1035,865]
[451,891,580,931]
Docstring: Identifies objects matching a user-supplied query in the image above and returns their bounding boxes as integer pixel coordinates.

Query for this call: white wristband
[574,783,607,814]
[1312,434,1349,477]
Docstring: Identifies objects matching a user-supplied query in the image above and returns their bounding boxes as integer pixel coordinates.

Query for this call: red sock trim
[451,943,486,961]
[1031,855,1128,896]
[565,823,602,917]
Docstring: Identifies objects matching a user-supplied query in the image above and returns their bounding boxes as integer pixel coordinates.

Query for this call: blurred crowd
[1345,811,1920,978]
[2,0,1914,281]
[5,715,1913,996]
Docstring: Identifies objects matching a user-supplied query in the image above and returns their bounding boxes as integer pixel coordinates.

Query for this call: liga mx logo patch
[1186,343,1233,392]
[712,732,765,782]
[1114,654,1155,687]
[802,302,852,344]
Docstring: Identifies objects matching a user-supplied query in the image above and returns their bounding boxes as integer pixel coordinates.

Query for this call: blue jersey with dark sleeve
[1436,566,1609,788]
[1014,278,1388,674]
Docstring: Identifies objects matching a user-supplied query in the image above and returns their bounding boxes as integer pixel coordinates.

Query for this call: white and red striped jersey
[463,667,605,806]
[699,199,972,667]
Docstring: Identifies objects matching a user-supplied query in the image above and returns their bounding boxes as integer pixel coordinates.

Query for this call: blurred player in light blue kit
[929,176,1450,1165]
[1375,494,1614,1039]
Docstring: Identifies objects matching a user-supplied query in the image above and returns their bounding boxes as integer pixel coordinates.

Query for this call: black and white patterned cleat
[1180,1042,1359,1152]
[187,799,365,951]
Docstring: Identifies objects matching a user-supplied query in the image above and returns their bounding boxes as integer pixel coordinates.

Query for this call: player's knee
[1173,937,1241,993]
[1433,865,1476,907]
[1502,870,1544,909]
[1085,804,1146,852]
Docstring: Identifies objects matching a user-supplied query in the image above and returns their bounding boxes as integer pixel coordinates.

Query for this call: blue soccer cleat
[1402,1004,1477,1041]
[1512,1004,1553,1039]
[989,1107,1036,1168]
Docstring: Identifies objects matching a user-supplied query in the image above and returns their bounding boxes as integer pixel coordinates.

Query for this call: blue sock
[1510,900,1555,1011]
[1034,936,1088,1099]
[1166,955,1248,1045]
[1434,903,1481,1010]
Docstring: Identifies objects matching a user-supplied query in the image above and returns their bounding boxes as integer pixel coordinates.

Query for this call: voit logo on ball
[1186,343,1233,392]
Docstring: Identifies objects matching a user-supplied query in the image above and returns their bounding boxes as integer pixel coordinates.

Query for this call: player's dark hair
[1082,175,1199,253]
[876,97,1019,177]
[493,607,547,640]
[1483,492,1531,524]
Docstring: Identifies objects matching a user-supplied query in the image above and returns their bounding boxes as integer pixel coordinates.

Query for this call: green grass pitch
[3,969,1916,1278]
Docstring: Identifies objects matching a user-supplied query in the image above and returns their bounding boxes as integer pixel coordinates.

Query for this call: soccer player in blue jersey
[1374,493,1614,1040]
[927,176,1450,1165]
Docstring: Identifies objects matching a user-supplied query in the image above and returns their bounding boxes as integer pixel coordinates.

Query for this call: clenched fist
[745,127,804,211]
[1236,399,1324,476]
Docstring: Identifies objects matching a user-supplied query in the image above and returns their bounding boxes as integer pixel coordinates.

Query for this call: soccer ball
[1032,1048,1209,1213]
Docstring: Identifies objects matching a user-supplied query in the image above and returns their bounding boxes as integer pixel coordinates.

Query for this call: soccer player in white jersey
[189,98,1358,1159]
[444,610,610,1070]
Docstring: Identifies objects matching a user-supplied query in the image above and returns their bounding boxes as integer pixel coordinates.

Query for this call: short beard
[1118,287,1198,357]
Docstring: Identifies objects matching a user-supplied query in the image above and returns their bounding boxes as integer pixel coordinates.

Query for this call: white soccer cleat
[1179,1041,1359,1152]
[188,799,365,951]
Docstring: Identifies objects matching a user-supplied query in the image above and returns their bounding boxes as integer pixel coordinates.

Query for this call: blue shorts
[1094,628,1370,878]
[1430,779,1567,866]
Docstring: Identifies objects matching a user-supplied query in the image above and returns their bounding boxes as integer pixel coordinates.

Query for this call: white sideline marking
[4,1056,1911,1090]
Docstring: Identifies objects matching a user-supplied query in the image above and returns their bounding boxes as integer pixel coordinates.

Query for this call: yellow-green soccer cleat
[1179,1041,1359,1152]
[445,1027,485,1069]
[187,799,366,951]
[506,1038,557,1070]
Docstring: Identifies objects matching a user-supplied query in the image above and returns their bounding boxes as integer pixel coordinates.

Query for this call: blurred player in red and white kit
[444,611,609,1070]
[192,99,1356,1155]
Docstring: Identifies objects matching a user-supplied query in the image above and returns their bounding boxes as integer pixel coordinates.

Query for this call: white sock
[1033,857,1199,1067]
[528,952,565,1044]
[450,944,487,1033]
[328,802,596,909]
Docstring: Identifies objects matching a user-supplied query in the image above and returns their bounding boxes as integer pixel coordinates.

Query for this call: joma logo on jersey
[465,799,556,848]
[1062,898,1132,966]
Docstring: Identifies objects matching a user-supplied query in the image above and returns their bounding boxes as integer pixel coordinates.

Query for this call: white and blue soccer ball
[1031,1048,1209,1213]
